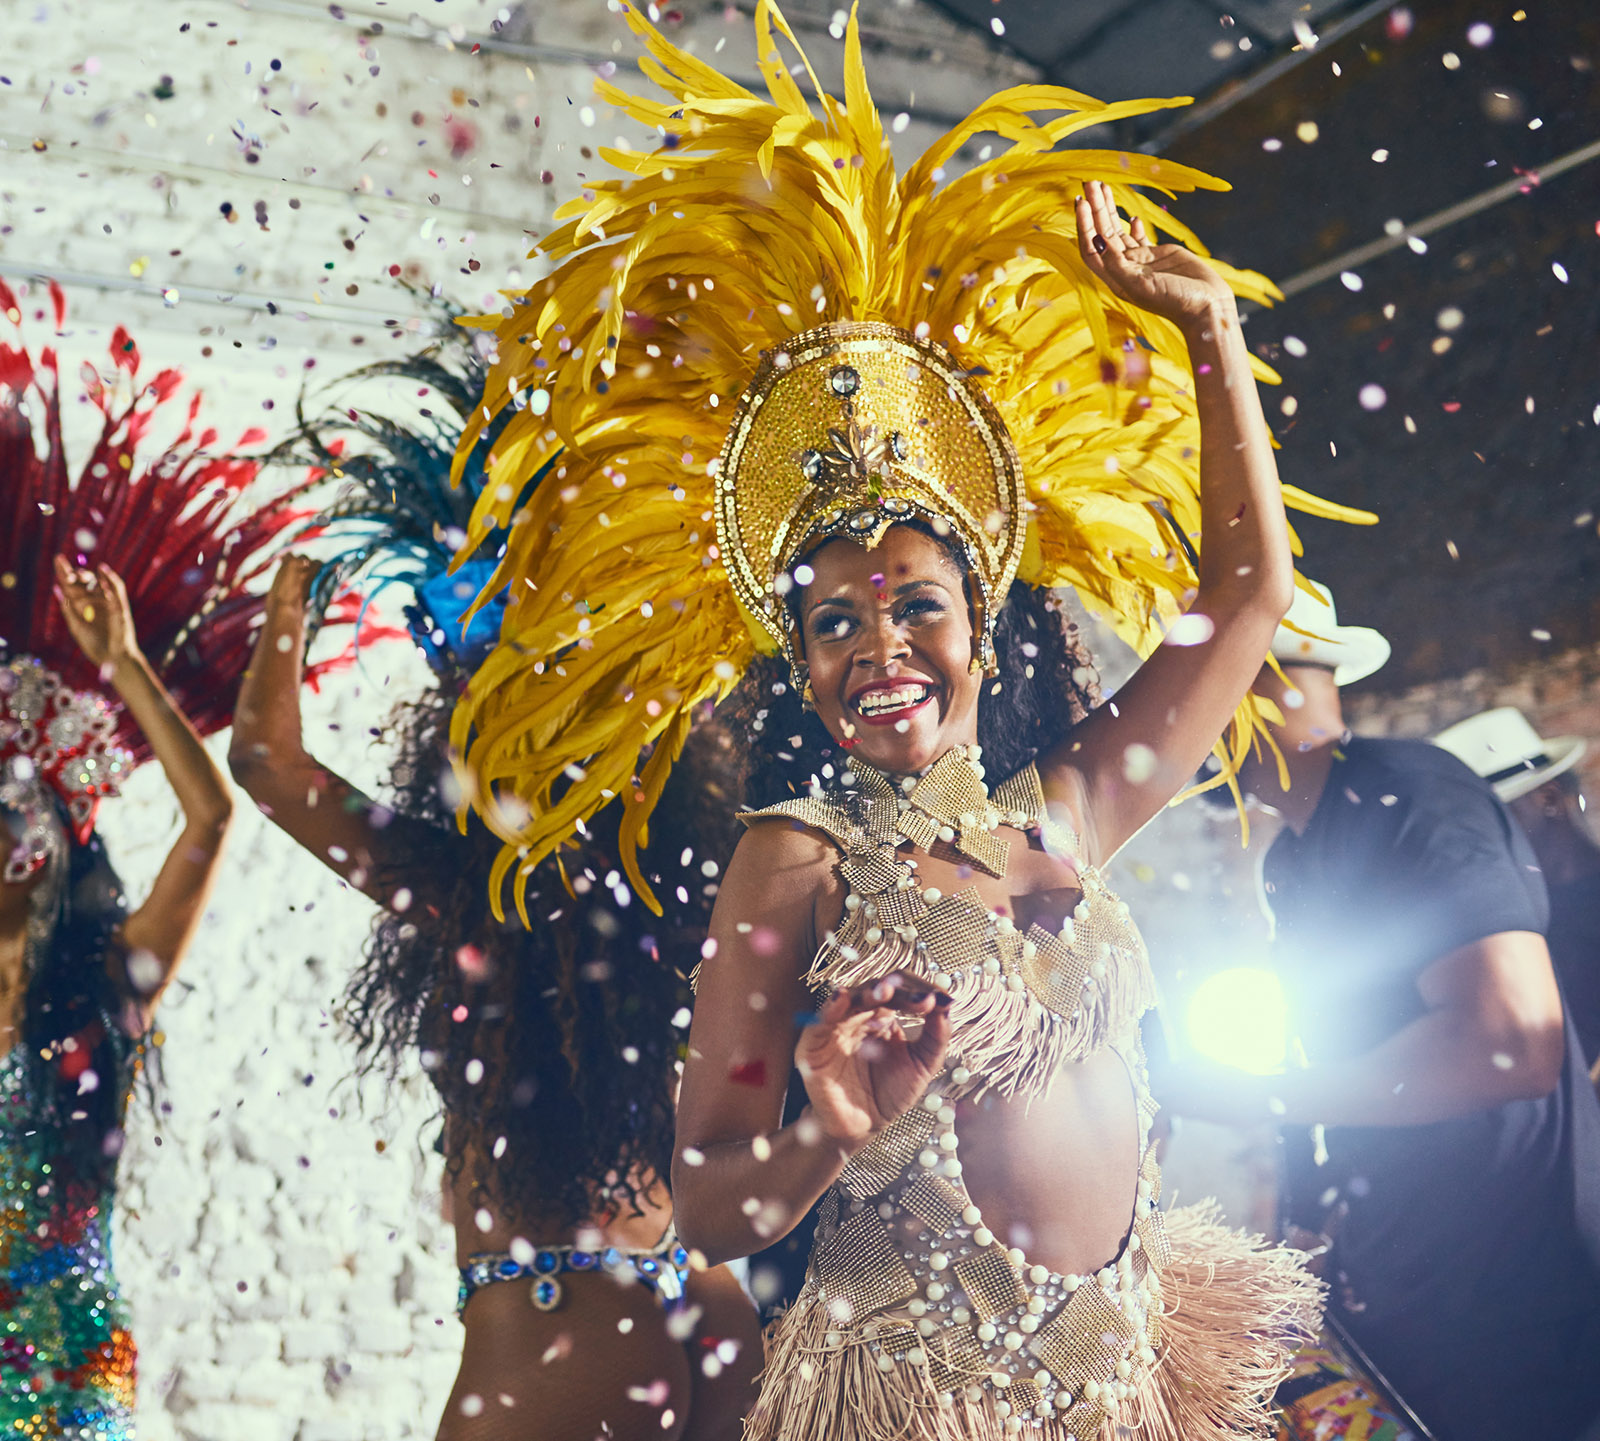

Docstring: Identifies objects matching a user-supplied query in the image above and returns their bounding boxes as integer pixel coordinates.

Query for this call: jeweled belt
[457,1232,690,1318]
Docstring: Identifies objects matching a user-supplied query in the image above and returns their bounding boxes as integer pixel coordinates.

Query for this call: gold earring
[791,661,816,712]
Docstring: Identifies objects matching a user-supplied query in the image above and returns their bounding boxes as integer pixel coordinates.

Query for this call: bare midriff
[955,1051,1140,1278]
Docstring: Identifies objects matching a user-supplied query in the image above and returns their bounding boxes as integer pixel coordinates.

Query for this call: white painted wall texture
[102,640,462,1441]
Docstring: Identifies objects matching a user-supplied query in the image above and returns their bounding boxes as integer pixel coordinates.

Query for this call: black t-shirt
[1547,873,1600,1068]
[1263,737,1600,1438]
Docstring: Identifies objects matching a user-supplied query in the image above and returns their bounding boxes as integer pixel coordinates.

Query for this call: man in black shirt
[1436,707,1600,1071]
[1165,584,1600,1441]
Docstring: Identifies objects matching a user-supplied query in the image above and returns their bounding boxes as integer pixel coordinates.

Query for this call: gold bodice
[743,749,1175,1434]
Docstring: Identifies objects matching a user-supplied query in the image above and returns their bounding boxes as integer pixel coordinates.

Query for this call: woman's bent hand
[796,973,952,1148]
[1074,178,1236,334]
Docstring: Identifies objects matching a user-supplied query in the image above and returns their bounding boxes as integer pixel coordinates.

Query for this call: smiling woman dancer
[445,7,1367,1437]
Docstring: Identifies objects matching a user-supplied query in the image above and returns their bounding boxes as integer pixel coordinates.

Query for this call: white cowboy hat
[1271,580,1391,686]
[1433,706,1587,802]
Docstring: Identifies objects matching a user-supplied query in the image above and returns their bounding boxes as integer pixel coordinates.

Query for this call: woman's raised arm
[1040,181,1294,866]
[228,555,443,905]
[54,559,233,1029]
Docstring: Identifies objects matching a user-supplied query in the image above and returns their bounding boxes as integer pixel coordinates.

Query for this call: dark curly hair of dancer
[12,819,143,1199]
[342,683,743,1232]
[718,522,1102,808]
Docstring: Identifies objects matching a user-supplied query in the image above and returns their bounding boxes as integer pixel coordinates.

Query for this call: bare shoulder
[711,818,842,990]
[731,811,839,876]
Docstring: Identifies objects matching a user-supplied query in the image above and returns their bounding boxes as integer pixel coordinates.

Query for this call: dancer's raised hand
[265,551,320,619]
[55,559,139,673]
[1075,178,1235,330]
[795,972,952,1147]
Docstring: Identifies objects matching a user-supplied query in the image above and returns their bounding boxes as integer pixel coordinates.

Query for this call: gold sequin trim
[952,1245,1028,1323]
[1138,1206,1173,1272]
[989,766,1047,830]
[924,1322,991,1392]
[1019,926,1091,1017]
[1027,1284,1134,1389]
[915,891,991,971]
[841,849,902,896]
[1005,1377,1043,1416]
[814,1208,919,1322]
[838,1105,938,1199]
[899,1175,965,1236]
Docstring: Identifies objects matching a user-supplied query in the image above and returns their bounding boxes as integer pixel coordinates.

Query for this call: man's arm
[1167,929,1566,1128]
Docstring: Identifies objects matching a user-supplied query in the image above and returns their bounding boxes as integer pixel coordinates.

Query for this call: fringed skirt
[746,1202,1323,1441]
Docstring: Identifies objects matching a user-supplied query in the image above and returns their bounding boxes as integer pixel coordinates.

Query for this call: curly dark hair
[343,683,743,1232]
[14,821,142,1199]
[718,523,1102,808]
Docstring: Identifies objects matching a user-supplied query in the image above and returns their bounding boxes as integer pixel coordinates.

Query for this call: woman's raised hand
[54,558,140,673]
[266,552,319,618]
[795,972,952,1147]
[1075,179,1235,331]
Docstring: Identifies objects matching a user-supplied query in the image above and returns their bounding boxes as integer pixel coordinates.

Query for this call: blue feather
[279,339,523,674]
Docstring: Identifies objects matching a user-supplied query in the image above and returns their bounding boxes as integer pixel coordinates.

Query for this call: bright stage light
[1185,966,1289,1075]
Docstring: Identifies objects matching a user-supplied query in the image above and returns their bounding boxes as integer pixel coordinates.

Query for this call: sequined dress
[1,1027,138,1439]
[742,750,1321,1441]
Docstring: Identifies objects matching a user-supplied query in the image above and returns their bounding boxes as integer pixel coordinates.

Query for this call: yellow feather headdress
[450,0,1373,916]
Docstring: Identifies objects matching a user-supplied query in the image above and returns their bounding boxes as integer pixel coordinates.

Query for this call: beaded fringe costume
[447,1,1371,915]
[742,748,1320,1440]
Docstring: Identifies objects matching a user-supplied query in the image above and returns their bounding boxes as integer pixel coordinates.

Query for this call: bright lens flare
[1185,967,1288,1075]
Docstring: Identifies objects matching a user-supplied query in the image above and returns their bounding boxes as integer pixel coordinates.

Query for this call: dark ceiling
[925,0,1365,114]
[920,0,1600,693]
[1161,0,1600,692]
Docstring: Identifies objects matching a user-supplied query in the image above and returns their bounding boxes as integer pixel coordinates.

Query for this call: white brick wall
[102,639,461,1440]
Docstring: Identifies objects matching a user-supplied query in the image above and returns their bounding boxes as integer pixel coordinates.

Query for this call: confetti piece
[728,1059,767,1087]
[1121,744,1157,784]
[1165,613,1215,646]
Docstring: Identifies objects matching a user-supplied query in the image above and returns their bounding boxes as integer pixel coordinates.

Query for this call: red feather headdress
[0,280,350,872]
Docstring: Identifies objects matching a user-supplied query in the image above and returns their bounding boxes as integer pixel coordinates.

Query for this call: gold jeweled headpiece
[717,321,1024,675]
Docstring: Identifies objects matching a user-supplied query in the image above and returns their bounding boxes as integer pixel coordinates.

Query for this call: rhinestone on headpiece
[714,321,1025,675]
[0,656,129,879]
